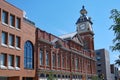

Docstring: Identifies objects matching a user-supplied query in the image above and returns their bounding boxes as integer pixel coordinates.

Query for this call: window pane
[46,51,49,66]
[72,58,74,69]
[58,54,60,67]
[2,11,8,24]
[24,58,27,68]
[40,49,43,65]
[24,47,27,57]
[25,78,33,80]
[24,41,33,69]
[16,18,21,29]
[16,56,20,67]
[62,56,65,68]
[2,32,7,45]
[8,55,14,66]
[27,47,30,58]
[28,59,32,69]
[0,54,6,66]
[52,53,56,67]
[10,14,15,27]
[16,36,20,48]
[75,58,79,70]
[9,34,14,46]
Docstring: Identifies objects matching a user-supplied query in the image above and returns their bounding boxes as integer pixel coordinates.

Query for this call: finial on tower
[80,5,87,16]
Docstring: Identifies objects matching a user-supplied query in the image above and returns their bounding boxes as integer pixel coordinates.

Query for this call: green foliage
[47,72,55,80]
[92,75,99,80]
[109,9,120,52]
[115,55,120,66]
[109,9,120,65]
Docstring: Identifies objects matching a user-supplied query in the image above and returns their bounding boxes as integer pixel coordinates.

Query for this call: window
[16,36,20,49]
[46,51,49,66]
[2,11,8,24]
[16,56,20,67]
[67,55,70,69]
[96,52,101,55]
[97,63,101,66]
[52,53,56,67]
[96,57,101,61]
[1,31,8,46]
[0,53,6,67]
[72,58,74,69]
[0,9,1,21]
[40,49,43,65]
[0,53,7,69]
[10,14,15,27]
[24,41,34,69]
[8,55,14,69]
[23,77,33,80]
[62,55,65,68]
[9,34,14,47]
[58,54,61,67]
[98,70,102,73]
[75,58,79,70]
[16,17,21,29]
[83,41,89,50]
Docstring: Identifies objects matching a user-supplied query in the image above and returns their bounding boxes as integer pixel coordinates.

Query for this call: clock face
[80,24,86,30]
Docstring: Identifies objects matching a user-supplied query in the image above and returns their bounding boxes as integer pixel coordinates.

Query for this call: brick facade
[36,27,96,80]
[0,0,36,80]
[0,1,96,80]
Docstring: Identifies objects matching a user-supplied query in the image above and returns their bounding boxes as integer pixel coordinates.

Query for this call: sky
[6,0,120,64]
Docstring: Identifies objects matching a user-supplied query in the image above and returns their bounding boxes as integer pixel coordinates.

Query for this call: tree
[92,75,99,80]
[115,55,120,65]
[109,9,120,65]
[47,71,55,80]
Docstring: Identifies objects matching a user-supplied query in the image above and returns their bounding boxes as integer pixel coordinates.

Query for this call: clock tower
[76,6,93,34]
[76,6,94,51]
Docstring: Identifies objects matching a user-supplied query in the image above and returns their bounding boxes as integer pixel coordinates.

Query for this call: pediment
[72,33,84,46]
[59,32,84,46]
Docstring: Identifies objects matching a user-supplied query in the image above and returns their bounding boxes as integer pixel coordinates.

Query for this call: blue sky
[6,0,120,64]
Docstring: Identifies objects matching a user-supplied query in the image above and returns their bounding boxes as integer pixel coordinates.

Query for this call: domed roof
[76,6,93,24]
[80,6,87,16]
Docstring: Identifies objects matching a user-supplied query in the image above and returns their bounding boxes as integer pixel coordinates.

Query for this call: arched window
[24,41,34,69]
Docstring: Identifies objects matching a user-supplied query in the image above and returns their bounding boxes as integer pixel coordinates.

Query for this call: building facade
[36,6,96,80]
[0,0,96,80]
[111,64,119,80]
[95,49,111,80]
[0,0,36,80]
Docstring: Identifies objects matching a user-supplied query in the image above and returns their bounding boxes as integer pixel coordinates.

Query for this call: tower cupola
[76,6,94,33]
[76,6,92,25]
[80,6,87,16]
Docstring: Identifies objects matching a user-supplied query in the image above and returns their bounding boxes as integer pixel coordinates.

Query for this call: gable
[59,32,84,46]
[59,32,77,40]
[72,33,84,46]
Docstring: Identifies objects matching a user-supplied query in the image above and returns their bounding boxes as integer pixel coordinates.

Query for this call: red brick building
[36,6,96,80]
[0,0,96,80]
[0,0,36,80]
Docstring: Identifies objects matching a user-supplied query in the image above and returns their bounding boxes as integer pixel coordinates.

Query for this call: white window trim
[15,67,20,70]
[16,28,20,31]
[1,43,8,47]
[2,22,8,26]
[9,25,15,29]
[0,65,7,70]
[8,66,14,70]
[16,47,21,50]
[9,45,15,49]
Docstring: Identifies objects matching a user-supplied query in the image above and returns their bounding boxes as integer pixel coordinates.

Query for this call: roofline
[4,0,23,12]
[23,18,35,26]
[36,28,64,41]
